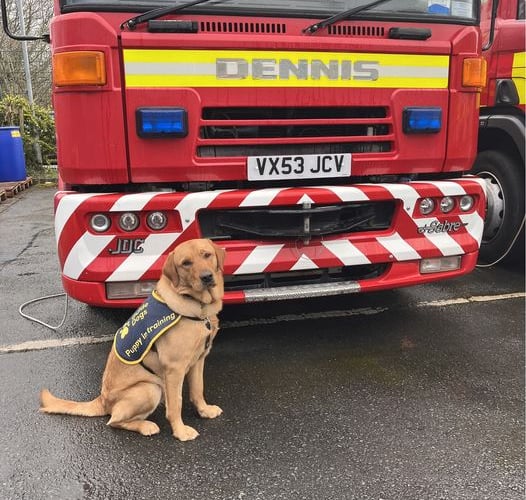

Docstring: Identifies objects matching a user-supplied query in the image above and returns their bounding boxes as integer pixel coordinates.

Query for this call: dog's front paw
[173,424,200,441]
[197,404,223,419]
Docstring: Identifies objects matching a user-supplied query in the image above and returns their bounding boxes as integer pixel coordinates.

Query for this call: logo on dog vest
[113,290,181,364]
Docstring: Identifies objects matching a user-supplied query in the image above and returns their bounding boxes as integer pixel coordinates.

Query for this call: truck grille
[198,106,392,157]
[198,201,395,240]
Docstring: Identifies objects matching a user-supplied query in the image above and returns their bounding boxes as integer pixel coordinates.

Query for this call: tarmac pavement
[0,186,524,500]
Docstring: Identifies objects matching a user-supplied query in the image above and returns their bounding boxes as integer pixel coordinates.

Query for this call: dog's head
[162,239,225,302]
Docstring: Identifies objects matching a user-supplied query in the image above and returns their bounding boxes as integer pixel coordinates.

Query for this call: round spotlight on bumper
[440,196,455,213]
[147,211,168,231]
[419,197,435,215]
[90,213,111,233]
[119,212,140,232]
[459,195,474,212]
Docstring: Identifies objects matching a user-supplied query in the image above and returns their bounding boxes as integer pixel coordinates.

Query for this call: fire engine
[2,0,493,307]
[472,0,525,264]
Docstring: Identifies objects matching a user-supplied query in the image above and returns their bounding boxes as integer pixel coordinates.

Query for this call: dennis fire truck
[2,0,493,307]
[472,0,525,264]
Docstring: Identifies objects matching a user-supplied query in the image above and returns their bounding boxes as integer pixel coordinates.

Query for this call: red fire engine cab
[3,0,493,307]
[472,0,525,265]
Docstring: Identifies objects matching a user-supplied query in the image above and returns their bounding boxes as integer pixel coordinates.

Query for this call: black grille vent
[223,265,389,292]
[199,21,286,34]
[198,201,395,240]
[198,106,393,158]
[328,25,385,37]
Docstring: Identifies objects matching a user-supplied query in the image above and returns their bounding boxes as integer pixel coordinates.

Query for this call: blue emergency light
[136,107,188,138]
[402,107,442,134]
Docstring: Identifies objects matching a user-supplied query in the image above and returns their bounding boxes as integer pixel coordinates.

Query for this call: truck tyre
[472,150,525,265]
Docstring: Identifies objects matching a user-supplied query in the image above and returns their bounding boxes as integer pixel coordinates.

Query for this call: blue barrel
[0,127,27,182]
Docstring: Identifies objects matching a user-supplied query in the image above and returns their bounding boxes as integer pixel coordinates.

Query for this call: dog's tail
[40,389,107,417]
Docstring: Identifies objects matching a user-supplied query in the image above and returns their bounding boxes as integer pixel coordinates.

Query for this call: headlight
[439,196,455,213]
[119,212,140,231]
[419,198,435,215]
[147,211,168,231]
[90,213,111,232]
[459,195,474,212]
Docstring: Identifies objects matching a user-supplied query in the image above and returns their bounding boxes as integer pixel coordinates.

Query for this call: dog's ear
[162,252,179,286]
[211,241,226,272]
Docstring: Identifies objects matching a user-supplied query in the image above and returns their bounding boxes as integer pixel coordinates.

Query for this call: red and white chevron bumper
[55,178,486,307]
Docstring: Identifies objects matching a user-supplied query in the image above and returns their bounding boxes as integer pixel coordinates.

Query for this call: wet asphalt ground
[0,186,524,500]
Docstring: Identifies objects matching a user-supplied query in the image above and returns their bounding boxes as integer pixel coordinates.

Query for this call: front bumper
[55,179,486,307]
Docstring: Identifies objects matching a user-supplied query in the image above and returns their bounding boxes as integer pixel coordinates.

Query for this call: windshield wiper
[121,0,225,31]
[303,0,396,35]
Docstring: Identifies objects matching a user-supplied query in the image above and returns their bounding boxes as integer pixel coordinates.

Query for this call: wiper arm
[121,0,223,31]
[303,0,396,35]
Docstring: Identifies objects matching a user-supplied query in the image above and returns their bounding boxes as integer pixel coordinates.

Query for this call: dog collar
[156,290,213,328]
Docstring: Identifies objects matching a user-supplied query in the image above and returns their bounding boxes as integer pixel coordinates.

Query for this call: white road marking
[1,292,523,355]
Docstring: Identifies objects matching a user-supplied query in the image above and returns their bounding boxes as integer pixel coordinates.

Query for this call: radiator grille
[198,106,393,158]
[198,201,395,240]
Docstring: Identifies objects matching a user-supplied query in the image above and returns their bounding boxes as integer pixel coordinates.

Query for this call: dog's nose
[200,271,215,286]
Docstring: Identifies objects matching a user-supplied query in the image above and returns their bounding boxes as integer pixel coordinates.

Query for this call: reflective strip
[321,240,371,266]
[290,254,318,271]
[175,189,232,230]
[63,232,113,280]
[106,233,182,282]
[55,193,105,243]
[377,232,421,261]
[233,244,284,274]
[415,217,465,256]
[123,49,449,89]
[512,51,525,105]
[109,192,159,212]
[239,188,286,207]
[459,211,485,245]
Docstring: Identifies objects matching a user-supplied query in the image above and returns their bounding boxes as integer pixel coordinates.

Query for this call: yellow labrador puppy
[40,238,225,441]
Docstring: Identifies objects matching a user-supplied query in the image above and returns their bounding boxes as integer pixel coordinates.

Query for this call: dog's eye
[181,259,192,267]
[203,252,212,259]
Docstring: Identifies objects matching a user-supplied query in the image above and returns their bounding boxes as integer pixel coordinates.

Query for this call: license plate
[247,153,351,181]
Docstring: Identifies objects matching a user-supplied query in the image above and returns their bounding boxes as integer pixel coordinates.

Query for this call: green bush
[0,94,56,177]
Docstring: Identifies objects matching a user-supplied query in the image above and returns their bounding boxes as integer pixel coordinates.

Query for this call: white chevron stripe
[63,232,114,279]
[297,194,315,205]
[290,254,318,271]
[460,212,485,245]
[377,232,421,261]
[239,188,284,207]
[109,192,159,212]
[378,183,420,215]
[233,245,284,275]
[106,233,182,282]
[422,230,465,256]
[322,240,371,265]
[412,180,466,196]
[175,190,231,230]
[323,185,370,202]
[55,193,104,242]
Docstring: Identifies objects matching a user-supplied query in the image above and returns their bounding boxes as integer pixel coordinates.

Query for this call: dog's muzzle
[200,271,215,287]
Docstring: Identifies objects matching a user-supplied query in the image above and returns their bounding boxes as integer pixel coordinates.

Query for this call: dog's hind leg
[106,383,162,436]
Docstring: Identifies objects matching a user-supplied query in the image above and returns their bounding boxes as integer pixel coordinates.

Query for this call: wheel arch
[478,111,525,167]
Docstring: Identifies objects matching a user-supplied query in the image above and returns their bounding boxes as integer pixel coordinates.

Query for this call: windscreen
[60,0,478,23]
